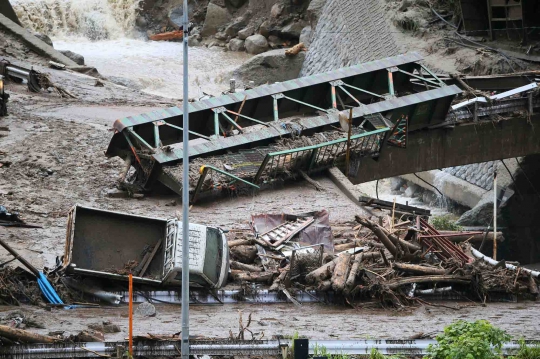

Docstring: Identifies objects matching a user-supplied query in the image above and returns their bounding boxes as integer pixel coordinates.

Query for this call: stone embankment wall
[300,0,397,76]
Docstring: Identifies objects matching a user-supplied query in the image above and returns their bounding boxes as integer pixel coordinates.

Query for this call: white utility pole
[181,0,190,357]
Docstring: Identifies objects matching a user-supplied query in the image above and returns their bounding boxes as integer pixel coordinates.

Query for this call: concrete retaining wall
[0,13,79,67]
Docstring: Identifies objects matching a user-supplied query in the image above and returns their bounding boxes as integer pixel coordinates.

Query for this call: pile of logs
[227,213,539,307]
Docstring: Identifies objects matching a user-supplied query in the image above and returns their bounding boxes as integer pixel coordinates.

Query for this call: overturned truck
[62,205,229,288]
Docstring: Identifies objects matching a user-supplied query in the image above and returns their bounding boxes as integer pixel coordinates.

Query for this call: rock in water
[201,3,232,37]
[245,34,269,55]
[135,302,156,317]
[33,33,53,47]
[228,39,245,52]
[232,48,306,85]
[59,50,85,66]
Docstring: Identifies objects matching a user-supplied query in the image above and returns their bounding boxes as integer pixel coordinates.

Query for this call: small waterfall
[11,0,140,40]
[432,170,451,210]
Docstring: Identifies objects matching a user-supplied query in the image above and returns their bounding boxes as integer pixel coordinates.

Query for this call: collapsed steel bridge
[106,52,464,196]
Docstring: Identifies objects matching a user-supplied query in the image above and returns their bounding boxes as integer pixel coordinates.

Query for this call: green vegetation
[514,339,540,359]
[370,348,404,359]
[312,344,350,359]
[430,215,463,231]
[425,320,511,359]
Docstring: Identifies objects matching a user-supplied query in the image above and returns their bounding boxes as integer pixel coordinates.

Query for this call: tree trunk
[331,253,352,293]
[269,269,289,291]
[386,275,472,290]
[355,216,397,256]
[228,239,253,248]
[230,245,258,264]
[435,231,504,243]
[0,325,57,343]
[230,261,263,272]
[335,240,368,252]
[230,270,276,283]
[344,258,362,294]
[317,280,332,291]
[149,30,183,41]
[305,256,338,284]
[393,262,446,275]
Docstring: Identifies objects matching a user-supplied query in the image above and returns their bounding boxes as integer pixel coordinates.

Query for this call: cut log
[355,216,397,256]
[335,240,369,252]
[317,280,332,291]
[331,252,352,293]
[434,231,504,243]
[269,269,289,291]
[230,270,276,283]
[230,261,263,272]
[285,42,306,56]
[393,263,446,275]
[305,256,338,284]
[0,325,57,343]
[228,239,253,247]
[149,30,183,41]
[386,275,472,290]
[230,245,258,264]
[344,258,362,294]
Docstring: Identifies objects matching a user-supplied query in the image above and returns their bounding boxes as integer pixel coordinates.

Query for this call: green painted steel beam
[202,165,260,189]
[266,127,390,157]
[282,94,329,113]
[225,109,270,127]
[220,112,244,133]
[154,122,160,148]
[342,83,385,99]
[338,85,363,106]
[126,127,155,152]
[162,121,211,141]
[398,69,441,88]
[419,64,446,87]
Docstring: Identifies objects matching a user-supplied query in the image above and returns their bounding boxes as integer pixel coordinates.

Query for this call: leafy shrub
[430,215,463,231]
[514,339,540,359]
[425,320,511,359]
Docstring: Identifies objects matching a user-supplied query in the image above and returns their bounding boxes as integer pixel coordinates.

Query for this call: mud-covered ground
[1,301,539,341]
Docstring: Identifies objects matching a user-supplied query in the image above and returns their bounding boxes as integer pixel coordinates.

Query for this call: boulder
[201,3,232,37]
[232,48,306,86]
[299,26,312,46]
[228,38,245,51]
[259,20,270,37]
[224,18,246,38]
[271,3,284,18]
[135,302,156,317]
[135,16,148,28]
[59,50,85,65]
[215,31,228,40]
[188,36,201,46]
[108,76,143,90]
[238,26,254,40]
[404,183,420,197]
[267,35,282,49]
[33,32,53,47]
[280,21,306,39]
[227,0,247,7]
[245,34,269,54]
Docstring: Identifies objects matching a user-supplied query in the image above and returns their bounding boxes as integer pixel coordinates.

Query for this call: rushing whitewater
[11,0,140,39]
[10,0,251,99]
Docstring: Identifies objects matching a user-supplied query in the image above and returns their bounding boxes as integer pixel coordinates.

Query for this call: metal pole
[493,171,497,260]
[181,0,190,358]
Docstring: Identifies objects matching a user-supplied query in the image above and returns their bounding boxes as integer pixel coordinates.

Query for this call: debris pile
[226,211,539,308]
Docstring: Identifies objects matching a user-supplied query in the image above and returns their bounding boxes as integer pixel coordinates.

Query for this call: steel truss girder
[107,53,425,157]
